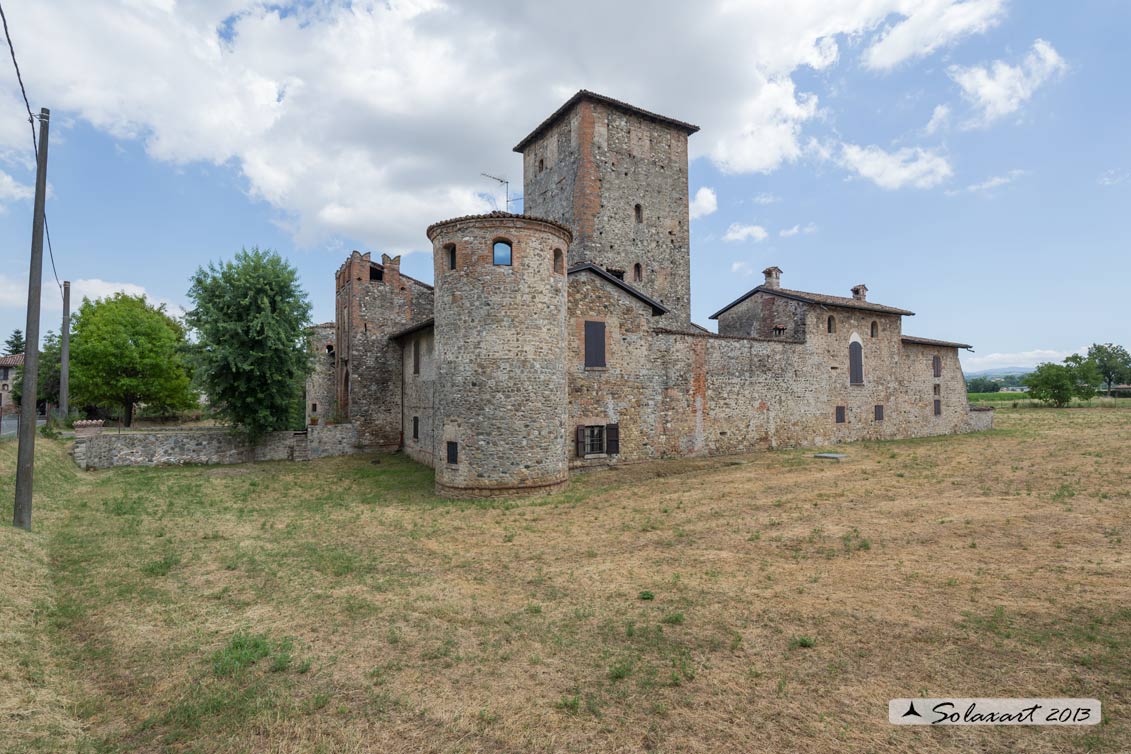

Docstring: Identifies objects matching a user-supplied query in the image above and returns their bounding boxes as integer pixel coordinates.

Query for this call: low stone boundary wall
[966,405,995,432]
[73,423,359,470]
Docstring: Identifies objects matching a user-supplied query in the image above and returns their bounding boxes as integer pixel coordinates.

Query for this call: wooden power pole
[59,280,70,419]
[13,107,49,531]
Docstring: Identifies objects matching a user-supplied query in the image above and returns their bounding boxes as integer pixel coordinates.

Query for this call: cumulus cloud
[0,170,33,206]
[924,104,950,135]
[723,223,769,243]
[962,346,1087,372]
[840,143,953,189]
[949,39,1067,127]
[0,1,1005,251]
[0,274,185,324]
[1098,169,1129,186]
[752,192,780,205]
[730,261,755,277]
[864,0,1005,70]
[688,187,718,220]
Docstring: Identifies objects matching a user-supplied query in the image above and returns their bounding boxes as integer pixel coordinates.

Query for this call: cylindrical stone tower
[426,212,572,498]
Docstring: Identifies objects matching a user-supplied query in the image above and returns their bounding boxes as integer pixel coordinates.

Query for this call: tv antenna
[481,172,522,210]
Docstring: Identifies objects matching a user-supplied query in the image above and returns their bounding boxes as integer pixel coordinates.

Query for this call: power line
[0,0,63,300]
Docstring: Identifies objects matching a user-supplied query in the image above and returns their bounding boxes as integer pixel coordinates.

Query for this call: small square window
[311,403,318,413]
[370,266,383,282]
[446,441,458,464]
[874,405,884,421]
[835,406,846,424]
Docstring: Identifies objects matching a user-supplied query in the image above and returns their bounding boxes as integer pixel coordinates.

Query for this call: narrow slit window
[634,204,643,223]
[870,321,879,337]
[311,403,317,413]
[446,244,456,270]
[412,338,420,375]
[446,441,458,464]
[827,316,836,334]
[412,416,419,440]
[493,240,512,266]
[849,341,864,385]
[633,263,642,282]
[835,405,846,424]
[934,399,942,416]
[932,354,942,378]
[874,405,884,421]
[553,248,564,274]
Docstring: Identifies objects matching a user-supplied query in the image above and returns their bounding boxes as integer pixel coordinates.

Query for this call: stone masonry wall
[521,98,693,327]
[306,323,337,425]
[75,424,359,470]
[715,292,807,341]
[428,214,571,497]
[335,251,433,449]
[401,327,436,467]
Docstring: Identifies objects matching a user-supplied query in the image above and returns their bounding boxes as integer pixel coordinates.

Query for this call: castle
[307,91,992,497]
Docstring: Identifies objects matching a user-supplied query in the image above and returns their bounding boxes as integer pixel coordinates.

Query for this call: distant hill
[965,366,1036,379]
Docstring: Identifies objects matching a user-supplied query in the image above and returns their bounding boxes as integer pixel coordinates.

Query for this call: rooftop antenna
[481,172,522,211]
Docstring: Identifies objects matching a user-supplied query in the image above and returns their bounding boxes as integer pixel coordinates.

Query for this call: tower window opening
[633,263,642,282]
[493,240,512,266]
[369,267,383,282]
[827,316,836,334]
[870,321,879,337]
[538,158,545,172]
[634,204,643,223]
[553,248,564,274]
[445,243,456,270]
[849,341,864,385]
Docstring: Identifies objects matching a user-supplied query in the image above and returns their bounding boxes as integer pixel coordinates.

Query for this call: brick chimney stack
[851,284,868,301]
[762,266,782,290]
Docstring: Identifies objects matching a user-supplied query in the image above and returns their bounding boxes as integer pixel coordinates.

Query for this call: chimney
[851,284,868,301]
[762,266,782,290]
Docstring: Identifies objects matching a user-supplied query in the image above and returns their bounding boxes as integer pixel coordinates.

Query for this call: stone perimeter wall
[74,424,359,470]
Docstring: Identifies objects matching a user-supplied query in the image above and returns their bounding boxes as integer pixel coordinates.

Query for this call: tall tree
[1024,356,1101,407]
[186,247,312,440]
[4,328,25,356]
[1086,343,1131,394]
[11,330,61,410]
[70,294,196,426]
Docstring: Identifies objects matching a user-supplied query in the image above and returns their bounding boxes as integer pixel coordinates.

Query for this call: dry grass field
[1,407,1128,753]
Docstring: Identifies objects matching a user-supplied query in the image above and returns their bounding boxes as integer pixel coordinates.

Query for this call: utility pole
[13,107,49,531]
[59,280,70,419]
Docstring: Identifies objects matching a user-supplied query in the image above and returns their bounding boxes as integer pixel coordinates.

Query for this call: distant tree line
[6,247,312,436]
[970,343,1130,406]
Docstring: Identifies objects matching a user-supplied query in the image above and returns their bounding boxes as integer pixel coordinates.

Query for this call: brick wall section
[427,214,572,497]
[521,99,693,327]
[305,323,337,425]
[74,424,359,469]
[335,251,433,449]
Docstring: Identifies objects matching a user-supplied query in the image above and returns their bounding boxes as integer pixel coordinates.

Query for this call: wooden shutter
[874,404,884,421]
[605,424,620,455]
[835,406,846,424]
[932,355,942,378]
[584,321,606,368]
[934,399,942,416]
[849,342,864,385]
[576,426,586,457]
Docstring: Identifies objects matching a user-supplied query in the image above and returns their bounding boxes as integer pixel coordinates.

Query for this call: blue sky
[0,1,1127,372]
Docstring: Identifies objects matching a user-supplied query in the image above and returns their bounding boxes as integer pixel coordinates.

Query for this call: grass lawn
[1,407,1129,753]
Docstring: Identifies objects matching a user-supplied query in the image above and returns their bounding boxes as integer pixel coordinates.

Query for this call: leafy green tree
[1024,356,1101,407]
[11,330,61,410]
[1086,343,1131,394]
[186,247,312,440]
[70,294,196,426]
[966,376,1000,393]
[4,328,25,356]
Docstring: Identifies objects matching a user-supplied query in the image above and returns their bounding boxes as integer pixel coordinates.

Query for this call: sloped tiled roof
[425,211,572,241]
[388,319,435,341]
[901,335,973,350]
[567,263,669,316]
[709,285,915,320]
[0,353,24,367]
[513,90,700,153]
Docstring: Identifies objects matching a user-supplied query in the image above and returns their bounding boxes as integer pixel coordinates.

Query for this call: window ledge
[584,366,608,372]
[582,453,608,459]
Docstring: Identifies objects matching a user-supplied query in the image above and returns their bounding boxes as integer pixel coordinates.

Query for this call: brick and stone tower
[515,91,699,325]
[426,212,572,497]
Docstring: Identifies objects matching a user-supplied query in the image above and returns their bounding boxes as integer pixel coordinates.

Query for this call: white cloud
[0,274,24,307]
[0,170,33,206]
[1098,169,1129,186]
[752,192,780,205]
[864,0,1005,70]
[723,223,769,243]
[0,274,185,325]
[731,261,755,277]
[780,222,817,237]
[840,143,953,189]
[0,2,1008,251]
[688,187,718,220]
[924,104,950,135]
[962,169,1027,194]
[949,39,1067,127]
[962,346,1087,372]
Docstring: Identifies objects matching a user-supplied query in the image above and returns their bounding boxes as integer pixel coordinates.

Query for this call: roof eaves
[388,318,435,341]
[514,90,700,153]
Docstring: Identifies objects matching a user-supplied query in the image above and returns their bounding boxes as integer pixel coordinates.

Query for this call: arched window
[870,321,879,337]
[827,315,836,334]
[553,248,564,274]
[633,263,642,282]
[445,243,456,271]
[493,239,512,266]
[849,341,864,385]
[634,204,643,223]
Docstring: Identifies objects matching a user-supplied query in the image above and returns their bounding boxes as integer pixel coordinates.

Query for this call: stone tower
[515,90,698,324]
[426,212,572,497]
